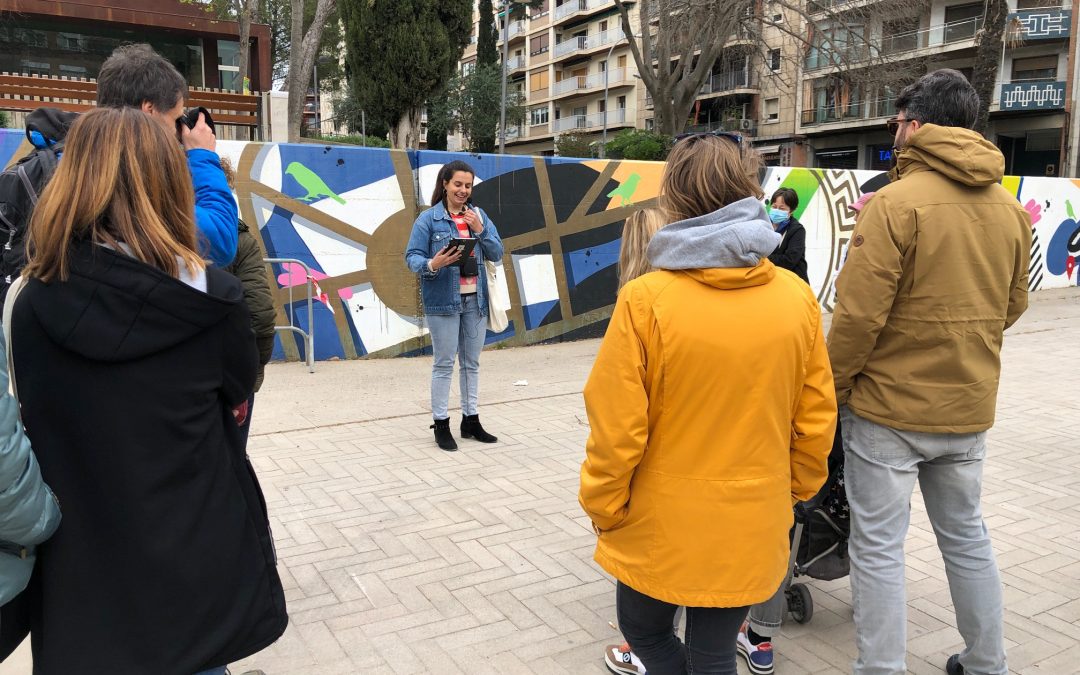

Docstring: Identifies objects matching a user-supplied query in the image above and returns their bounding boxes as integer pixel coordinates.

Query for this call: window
[617,95,626,109]
[600,20,608,33]
[1017,0,1057,8]
[598,60,607,72]
[645,118,654,131]
[530,0,550,18]
[217,40,242,91]
[530,106,549,125]
[530,34,549,56]
[883,17,920,53]
[617,55,627,69]
[1012,55,1058,82]
[598,100,606,113]
[769,2,784,22]
[764,97,780,122]
[944,3,983,43]
[529,70,549,91]
[768,49,781,72]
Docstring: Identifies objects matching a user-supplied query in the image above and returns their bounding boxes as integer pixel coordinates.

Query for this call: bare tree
[284,0,337,141]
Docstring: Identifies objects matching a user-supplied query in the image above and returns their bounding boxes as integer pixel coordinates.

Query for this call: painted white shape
[511,253,559,307]
[342,283,426,353]
[311,174,406,236]
[251,194,277,232]
[289,212,368,276]
[253,144,283,192]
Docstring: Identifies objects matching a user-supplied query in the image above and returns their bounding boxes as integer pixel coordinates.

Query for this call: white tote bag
[485,260,510,332]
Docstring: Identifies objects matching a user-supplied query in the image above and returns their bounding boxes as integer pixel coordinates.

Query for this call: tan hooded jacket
[828,124,1032,433]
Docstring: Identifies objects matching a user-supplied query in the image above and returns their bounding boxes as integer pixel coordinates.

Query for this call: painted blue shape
[276,143,398,203]
[1047,218,1079,275]
[414,149,536,179]
[564,238,621,289]
[523,300,558,330]
[284,299,346,361]
[0,129,25,168]
[485,320,516,344]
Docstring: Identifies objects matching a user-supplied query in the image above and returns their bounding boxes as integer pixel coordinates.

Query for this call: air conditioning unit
[738,118,753,130]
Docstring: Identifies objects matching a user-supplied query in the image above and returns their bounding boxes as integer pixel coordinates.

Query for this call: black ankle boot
[430,418,457,451]
[460,415,498,443]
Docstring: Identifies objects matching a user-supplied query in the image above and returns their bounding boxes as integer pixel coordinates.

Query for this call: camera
[175,107,216,137]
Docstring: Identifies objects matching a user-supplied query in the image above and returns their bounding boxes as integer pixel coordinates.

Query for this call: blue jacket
[405,202,504,316]
[0,333,60,606]
[188,149,239,267]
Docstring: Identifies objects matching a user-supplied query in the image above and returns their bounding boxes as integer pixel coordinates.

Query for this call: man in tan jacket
[828,70,1031,675]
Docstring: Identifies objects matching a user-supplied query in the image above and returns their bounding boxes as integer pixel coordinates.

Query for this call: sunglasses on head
[885,117,915,135]
[674,130,744,146]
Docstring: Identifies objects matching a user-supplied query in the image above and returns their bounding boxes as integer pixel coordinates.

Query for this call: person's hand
[463,208,483,233]
[430,244,462,271]
[180,112,216,152]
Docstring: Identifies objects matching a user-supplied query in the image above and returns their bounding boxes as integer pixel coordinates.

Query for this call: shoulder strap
[3,275,26,403]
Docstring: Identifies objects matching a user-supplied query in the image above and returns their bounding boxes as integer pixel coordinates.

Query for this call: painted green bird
[285,161,346,204]
[607,172,642,207]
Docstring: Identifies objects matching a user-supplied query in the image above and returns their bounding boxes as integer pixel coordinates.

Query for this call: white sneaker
[736,622,775,675]
[604,642,646,675]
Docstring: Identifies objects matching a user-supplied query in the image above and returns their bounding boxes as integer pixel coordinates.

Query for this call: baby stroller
[783,421,850,623]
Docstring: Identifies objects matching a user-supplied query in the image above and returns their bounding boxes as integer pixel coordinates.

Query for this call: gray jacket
[0,332,61,605]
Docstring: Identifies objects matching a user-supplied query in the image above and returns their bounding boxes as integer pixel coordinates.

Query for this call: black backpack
[0,108,79,302]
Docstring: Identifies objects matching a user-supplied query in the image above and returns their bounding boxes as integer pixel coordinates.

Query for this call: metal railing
[265,257,315,373]
[553,28,624,58]
[504,55,527,72]
[804,17,982,71]
[552,67,628,96]
[800,95,895,126]
[554,0,607,21]
[496,20,527,40]
[552,107,629,132]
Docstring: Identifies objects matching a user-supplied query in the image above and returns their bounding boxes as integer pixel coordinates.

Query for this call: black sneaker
[945,654,964,675]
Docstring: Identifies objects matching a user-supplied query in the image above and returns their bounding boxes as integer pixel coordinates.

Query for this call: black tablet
[443,237,477,263]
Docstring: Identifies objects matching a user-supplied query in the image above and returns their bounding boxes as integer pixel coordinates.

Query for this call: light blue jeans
[841,406,1006,675]
[428,293,486,420]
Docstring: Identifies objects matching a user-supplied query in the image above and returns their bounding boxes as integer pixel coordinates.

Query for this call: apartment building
[453,0,645,155]
[796,0,1075,175]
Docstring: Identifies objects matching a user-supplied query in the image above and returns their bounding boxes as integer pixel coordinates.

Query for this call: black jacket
[11,241,287,674]
[767,217,809,284]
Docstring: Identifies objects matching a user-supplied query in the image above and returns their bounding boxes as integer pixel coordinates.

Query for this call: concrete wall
[3,130,1077,361]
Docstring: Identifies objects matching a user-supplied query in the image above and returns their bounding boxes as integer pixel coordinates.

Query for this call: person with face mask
[765,188,809,285]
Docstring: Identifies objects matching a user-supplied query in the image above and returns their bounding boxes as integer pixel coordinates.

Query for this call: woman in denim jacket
[405,161,504,452]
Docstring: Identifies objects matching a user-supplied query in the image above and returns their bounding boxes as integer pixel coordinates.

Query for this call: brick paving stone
[3,290,1078,675]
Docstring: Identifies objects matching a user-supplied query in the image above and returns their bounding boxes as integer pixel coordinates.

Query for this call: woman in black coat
[10,108,286,675]
[767,187,810,284]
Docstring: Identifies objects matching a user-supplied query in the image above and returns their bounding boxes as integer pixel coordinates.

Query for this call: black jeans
[617,581,748,675]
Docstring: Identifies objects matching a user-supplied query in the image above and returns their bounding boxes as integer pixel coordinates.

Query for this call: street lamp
[600,32,642,159]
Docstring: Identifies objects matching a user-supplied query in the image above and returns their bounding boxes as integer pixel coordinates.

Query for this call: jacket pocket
[430,230,453,257]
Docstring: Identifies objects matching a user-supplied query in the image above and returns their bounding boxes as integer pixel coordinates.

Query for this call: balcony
[552,68,631,97]
[552,107,631,132]
[646,71,756,108]
[553,0,608,24]
[496,20,528,42]
[505,55,527,73]
[997,80,1066,111]
[1007,9,1071,41]
[553,28,624,60]
[804,16,981,71]
[801,96,894,127]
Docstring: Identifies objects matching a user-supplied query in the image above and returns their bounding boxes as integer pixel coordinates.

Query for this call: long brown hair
[429,160,475,207]
[660,134,763,224]
[24,107,204,283]
[618,208,666,289]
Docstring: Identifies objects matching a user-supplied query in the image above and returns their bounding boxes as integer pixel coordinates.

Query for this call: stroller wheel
[786,583,814,624]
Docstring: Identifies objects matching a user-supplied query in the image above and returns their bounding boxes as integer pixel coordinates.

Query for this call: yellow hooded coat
[580,200,837,607]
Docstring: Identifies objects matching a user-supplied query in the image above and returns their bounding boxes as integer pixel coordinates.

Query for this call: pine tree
[477,0,499,68]
[341,0,472,148]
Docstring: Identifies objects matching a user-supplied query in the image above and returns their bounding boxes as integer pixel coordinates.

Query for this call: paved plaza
[3,289,1079,674]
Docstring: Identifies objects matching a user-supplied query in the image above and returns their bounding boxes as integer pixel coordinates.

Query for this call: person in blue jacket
[405,161,504,452]
[0,333,61,609]
[96,44,238,267]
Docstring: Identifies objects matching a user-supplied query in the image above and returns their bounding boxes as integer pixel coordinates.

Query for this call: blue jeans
[427,293,486,419]
[616,581,747,675]
[842,407,1006,675]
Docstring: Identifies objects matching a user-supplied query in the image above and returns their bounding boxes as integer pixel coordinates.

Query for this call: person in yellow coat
[579,131,837,675]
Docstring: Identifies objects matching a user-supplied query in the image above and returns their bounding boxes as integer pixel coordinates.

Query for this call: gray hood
[647,197,781,270]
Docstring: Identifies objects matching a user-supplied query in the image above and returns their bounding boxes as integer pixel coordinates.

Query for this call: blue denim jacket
[405,202,505,316]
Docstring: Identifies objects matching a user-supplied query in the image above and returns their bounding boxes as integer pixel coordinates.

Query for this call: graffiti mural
[2,129,1078,360]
